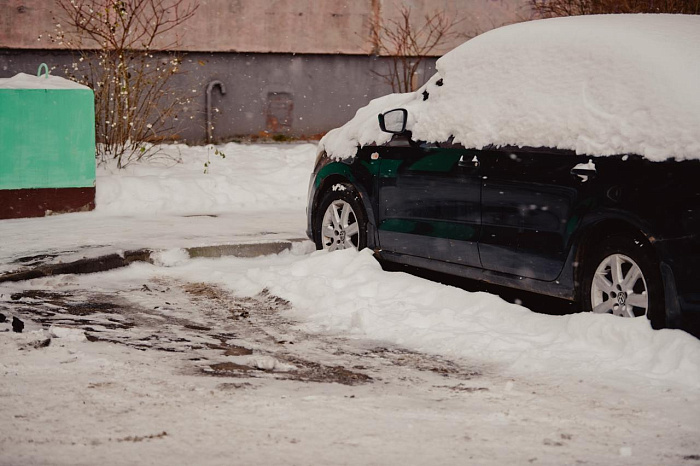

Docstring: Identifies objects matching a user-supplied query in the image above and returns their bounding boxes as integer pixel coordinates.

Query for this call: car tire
[314,184,367,251]
[581,235,665,329]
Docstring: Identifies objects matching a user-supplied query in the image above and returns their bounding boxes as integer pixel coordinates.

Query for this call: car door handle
[459,155,480,168]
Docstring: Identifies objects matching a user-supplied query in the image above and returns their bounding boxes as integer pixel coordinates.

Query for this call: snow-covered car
[306,15,700,333]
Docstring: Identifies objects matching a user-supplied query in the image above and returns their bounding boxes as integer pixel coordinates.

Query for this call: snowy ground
[1,143,699,465]
[0,143,314,273]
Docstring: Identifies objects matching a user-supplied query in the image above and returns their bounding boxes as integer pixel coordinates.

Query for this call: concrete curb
[186,240,306,259]
[0,239,309,283]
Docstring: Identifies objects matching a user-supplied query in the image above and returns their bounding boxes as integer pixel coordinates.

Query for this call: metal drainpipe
[206,80,226,143]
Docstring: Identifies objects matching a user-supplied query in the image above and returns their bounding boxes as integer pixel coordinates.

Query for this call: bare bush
[530,0,699,16]
[53,0,198,167]
[370,6,469,93]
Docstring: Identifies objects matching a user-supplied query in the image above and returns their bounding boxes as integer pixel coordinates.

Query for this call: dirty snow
[321,15,700,161]
[2,246,700,465]
[242,249,700,388]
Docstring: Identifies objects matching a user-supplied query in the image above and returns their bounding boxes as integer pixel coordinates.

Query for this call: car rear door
[478,147,588,281]
[376,135,482,267]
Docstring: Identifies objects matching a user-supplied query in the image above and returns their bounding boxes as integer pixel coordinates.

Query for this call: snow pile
[242,249,700,388]
[227,354,297,372]
[151,248,191,267]
[0,72,89,90]
[321,14,700,161]
[96,142,317,215]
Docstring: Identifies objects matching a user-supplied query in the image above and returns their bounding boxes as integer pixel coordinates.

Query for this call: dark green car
[306,15,700,335]
[306,109,700,335]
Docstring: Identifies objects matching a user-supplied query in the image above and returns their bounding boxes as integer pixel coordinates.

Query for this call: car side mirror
[378,108,408,134]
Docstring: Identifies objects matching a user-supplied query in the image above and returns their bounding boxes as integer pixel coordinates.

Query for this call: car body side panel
[479,148,589,281]
[376,137,481,267]
[308,140,700,333]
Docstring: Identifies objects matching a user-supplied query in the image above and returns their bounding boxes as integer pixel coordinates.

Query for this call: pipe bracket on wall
[206,80,226,143]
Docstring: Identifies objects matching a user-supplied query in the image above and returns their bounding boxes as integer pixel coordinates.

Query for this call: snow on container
[0,64,95,219]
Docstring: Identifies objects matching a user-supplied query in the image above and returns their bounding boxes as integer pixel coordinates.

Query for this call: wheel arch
[312,174,352,217]
[311,174,378,249]
[573,218,659,289]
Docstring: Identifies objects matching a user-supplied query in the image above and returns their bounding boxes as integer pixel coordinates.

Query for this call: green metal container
[0,65,96,219]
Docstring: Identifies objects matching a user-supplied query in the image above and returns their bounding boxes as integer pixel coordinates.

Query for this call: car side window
[384,132,413,147]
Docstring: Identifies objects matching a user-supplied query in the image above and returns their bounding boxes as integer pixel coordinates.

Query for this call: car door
[376,135,482,267]
[478,147,589,281]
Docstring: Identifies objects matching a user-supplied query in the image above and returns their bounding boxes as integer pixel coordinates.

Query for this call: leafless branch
[530,0,699,17]
[53,0,198,167]
[370,6,471,93]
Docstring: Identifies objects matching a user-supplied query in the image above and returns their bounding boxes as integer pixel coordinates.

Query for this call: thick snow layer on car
[0,72,90,90]
[321,14,700,161]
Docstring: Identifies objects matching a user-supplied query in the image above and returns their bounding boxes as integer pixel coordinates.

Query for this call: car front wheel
[314,184,367,251]
[581,235,665,328]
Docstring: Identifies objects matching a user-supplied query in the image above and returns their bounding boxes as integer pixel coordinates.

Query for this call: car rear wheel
[315,184,367,251]
[581,235,665,328]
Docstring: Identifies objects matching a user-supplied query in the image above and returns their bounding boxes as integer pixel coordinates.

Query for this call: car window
[384,132,413,147]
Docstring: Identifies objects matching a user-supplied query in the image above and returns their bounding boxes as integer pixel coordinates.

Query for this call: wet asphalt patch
[2,279,486,390]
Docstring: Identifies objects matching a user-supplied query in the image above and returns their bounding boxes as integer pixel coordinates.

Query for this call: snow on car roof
[321,14,700,162]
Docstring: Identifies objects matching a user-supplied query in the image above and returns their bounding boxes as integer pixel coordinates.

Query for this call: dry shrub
[370,6,470,93]
[53,0,198,167]
[530,0,700,16]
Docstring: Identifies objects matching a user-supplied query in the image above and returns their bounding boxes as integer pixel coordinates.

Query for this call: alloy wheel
[590,253,649,318]
[320,199,360,251]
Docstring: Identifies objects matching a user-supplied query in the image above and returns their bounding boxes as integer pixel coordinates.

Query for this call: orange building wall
[1,0,529,55]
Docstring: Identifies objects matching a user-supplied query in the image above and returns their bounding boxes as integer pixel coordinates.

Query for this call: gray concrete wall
[0,49,437,143]
[174,51,439,142]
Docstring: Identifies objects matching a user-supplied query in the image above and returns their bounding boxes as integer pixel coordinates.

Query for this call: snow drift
[96,142,316,215]
[242,249,700,389]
